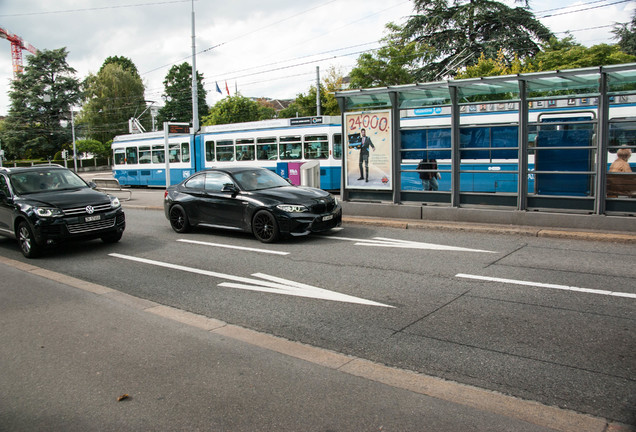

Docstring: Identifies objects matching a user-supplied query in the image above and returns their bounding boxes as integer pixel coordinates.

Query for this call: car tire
[17,221,41,258]
[101,231,123,244]
[169,205,190,233]
[252,210,280,243]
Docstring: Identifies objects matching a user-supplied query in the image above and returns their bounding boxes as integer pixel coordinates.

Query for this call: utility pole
[316,66,321,116]
[191,0,199,133]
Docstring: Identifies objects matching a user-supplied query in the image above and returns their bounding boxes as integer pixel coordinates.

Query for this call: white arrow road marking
[456,273,636,299]
[109,253,392,307]
[327,236,496,253]
[177,239,289,255]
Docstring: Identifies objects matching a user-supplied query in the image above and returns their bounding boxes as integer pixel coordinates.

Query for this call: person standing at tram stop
[357,128,375,182]
[609,147,633,173]
[417,158,441,191]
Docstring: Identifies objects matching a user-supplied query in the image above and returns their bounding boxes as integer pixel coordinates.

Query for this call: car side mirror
[88,181,97,189]
[222,183,239,194]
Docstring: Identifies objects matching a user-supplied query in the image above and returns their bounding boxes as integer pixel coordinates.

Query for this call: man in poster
[356,128,375,182]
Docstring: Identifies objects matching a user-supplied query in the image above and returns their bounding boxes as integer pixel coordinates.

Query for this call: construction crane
[0,26,38,79]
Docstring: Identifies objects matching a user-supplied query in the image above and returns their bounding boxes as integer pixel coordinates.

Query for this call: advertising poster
[344,110,392,189]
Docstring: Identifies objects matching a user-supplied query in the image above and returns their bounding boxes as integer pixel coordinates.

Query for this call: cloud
[0,0,632,117]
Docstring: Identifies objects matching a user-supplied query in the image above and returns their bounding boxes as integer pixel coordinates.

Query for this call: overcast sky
[0,0,634,117]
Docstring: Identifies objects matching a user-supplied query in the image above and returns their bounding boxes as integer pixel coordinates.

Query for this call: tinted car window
[184,174,205,189]
[204,172,233,192]
[10,170,87,194]
[0,175,10,196]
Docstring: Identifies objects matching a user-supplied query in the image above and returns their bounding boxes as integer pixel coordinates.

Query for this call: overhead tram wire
[537,0,633,18]
[140,0,339,77]
[0,0,192,17]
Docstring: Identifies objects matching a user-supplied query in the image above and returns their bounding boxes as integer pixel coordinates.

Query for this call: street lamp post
[71,108,78,172]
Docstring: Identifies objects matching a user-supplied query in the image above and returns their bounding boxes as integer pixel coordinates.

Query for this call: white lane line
[456,273,636,299]
[177,239,289,255]
[109,253,392,307]
[328,236,496,253]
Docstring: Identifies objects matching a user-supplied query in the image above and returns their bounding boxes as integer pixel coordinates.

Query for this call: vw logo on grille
[85,206,95,214]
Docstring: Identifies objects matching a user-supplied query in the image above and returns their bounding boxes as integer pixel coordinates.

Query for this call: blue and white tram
[398,95,636,195]
[111,116,343,190]
[111,100,635,195]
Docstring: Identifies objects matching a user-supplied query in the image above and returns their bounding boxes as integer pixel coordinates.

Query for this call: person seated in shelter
[609,148,632,173]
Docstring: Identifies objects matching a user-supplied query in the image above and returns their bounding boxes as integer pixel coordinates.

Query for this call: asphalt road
[0,203,634,427]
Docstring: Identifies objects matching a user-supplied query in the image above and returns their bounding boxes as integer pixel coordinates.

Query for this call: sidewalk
[1,256,625,432]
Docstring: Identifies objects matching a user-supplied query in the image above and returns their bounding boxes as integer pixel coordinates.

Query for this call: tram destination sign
[289,117,323,126]
[167,123,190,134]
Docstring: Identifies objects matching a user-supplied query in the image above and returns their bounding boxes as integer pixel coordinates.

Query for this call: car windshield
[234,169,290,191]
[9,169,88,194]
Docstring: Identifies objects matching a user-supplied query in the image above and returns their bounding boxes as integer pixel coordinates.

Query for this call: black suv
[0,165,125,258]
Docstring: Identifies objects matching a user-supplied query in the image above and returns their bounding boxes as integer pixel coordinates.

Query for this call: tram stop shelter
[335,63,636,232]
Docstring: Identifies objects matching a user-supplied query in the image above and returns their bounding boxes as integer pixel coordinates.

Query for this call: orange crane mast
[0,26,38,78]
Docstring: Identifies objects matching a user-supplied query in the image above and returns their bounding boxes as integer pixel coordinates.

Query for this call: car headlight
[276,204,309,213]
[110,196,121,209]
[33,207,64,217]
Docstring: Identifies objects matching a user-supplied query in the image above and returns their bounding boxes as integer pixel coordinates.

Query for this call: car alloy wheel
[169,205,190,233]
[252,210,280,243]
[18,221,41,258]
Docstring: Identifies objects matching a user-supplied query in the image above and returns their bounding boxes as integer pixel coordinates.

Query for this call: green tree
[400,0,553,81]
[202,94,263,125]
[1,48,81,159]
[100,55,141,78]
[456,51,527,79]
[349,23,422,88]
[75,139,111,159]
[81,60,147,143]
[613,11,636,56]
[526,37,636,71]
[157,62,209,126]
[279,66,344,118]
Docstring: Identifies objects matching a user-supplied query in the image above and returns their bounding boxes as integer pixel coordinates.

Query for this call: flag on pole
[225,81,230,96]
[215,82,222,94]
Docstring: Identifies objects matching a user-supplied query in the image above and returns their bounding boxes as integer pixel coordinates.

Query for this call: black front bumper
[277,206,342,236]
[33,209,126,245]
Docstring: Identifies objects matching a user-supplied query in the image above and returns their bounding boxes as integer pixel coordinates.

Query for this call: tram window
[126,147,138,165]
[139,146,151,164]
[304,135,328,160]
[152,145,165,163]
[114,150,126,165]
[217,140,235,161]
[169,144,180,163]
[205,140,215,162]
[609,120,636,152]
[236,138,255,161]
[181,142,190,163]
[333,134,342,159]
[257,137,277,160]
[280,136,301,160]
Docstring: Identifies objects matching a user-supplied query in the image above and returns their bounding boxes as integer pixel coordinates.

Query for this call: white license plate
[322,214,334,221]
[85,215,101,222]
